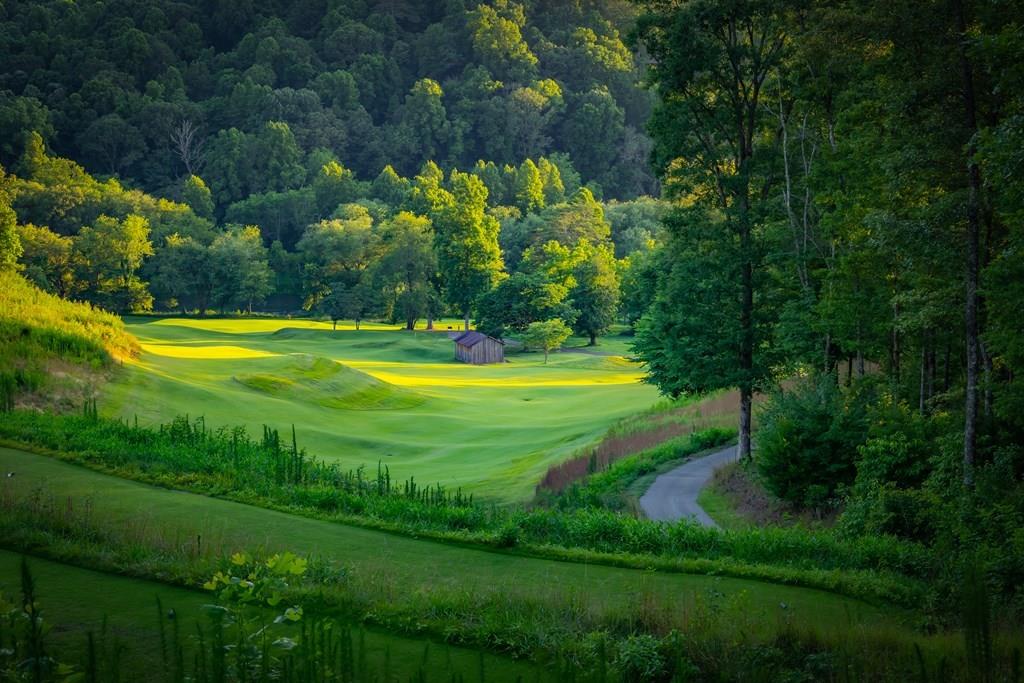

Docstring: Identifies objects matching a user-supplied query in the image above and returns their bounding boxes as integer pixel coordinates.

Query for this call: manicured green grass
[0,446,910,637]
[102,317,660,502]
[0,550,545,680]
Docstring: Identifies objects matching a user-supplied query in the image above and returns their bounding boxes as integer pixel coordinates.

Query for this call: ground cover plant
[2,477,1018,682]
[100,316,658,502]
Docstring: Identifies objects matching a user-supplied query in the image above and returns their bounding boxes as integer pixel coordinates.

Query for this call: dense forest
[0,0,661,337]
[630,0,1024,612]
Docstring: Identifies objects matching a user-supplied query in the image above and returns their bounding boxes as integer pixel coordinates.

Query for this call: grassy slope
[0,446,907,637]
[0,271,137,407]
[0,550,543,680]
[102,317,659,502]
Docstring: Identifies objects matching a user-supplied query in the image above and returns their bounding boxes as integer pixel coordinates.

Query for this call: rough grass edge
[0,437,926,609]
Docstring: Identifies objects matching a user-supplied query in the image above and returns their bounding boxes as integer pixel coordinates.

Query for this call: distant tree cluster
[2,135,651,349]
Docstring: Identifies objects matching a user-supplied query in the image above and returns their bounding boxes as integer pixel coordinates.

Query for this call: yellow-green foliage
[0,270,137,406]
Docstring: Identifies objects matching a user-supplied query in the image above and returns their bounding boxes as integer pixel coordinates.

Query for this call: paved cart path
[639,445,739,527]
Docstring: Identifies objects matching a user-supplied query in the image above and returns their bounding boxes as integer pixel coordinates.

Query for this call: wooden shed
[452,330,505,365]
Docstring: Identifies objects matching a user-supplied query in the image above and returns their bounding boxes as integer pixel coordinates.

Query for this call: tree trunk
[406,318,415,331]
[332,320,337,331]
[738,209,754,460]
[426,314,434,331]
[543,348,549,364]
[891,302,901,384]
[355,319,360,331]
[920,338,927,415]
[955,0,981,488]
[589,332,596,346]
[464,310,470,331]
[738,385,752,460]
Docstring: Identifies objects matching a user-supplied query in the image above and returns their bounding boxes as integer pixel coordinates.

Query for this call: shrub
[756,376,871,509]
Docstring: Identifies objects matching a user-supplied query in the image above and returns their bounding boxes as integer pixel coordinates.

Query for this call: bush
[756,376,871,509]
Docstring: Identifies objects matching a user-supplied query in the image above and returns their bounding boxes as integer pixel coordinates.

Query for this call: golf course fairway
[0,446,908,636]
[102,317,660,502]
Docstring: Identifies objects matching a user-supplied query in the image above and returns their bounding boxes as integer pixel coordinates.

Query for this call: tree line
[0,133,655,346]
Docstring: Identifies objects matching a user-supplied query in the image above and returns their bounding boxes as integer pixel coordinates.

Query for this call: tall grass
[0,271,137,409]
[537,391,744,494]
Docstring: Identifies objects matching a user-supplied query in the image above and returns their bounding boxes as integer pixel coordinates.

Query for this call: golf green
[102,317,661,502]
[1,446,908,637]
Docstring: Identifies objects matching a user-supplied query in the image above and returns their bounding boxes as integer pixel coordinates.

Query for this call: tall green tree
[74,214,154,312]
[296,205,380,310]
[373,212,437,330]
[633,0,791,458]
[149,234,213,313]
[570,241,620,345]
[16,223,73,296]
[432,171,504,330]
[0,168,21,271]
[209,225,273,313]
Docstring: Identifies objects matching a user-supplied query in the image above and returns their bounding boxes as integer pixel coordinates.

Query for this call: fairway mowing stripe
[140,343,279,359]
[351,368,645,387]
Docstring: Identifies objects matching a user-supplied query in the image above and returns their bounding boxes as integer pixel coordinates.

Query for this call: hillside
[0,0,656,203]
[0,269,137,409]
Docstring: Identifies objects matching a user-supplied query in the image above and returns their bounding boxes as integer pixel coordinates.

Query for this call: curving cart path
[639,444,739,527]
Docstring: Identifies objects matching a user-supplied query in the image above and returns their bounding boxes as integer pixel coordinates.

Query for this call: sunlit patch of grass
[356,367,644,388]
[140,343,278,359]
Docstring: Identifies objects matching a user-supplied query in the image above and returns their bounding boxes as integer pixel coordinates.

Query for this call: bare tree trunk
[920,341,927,415]
[980,338,993,418]
[891,302,901,383]
[955,0,981,488]
[426,314,434,331]
[739,386,752,460]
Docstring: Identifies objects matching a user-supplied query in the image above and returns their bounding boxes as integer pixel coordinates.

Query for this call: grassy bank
[0,271,137,409]
[0,550,541,681]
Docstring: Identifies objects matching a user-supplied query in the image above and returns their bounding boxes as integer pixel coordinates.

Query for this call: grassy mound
[0,270,137,408]
[235,354,425,410]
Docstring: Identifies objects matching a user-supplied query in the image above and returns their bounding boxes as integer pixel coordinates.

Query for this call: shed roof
[453,330,504,347]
